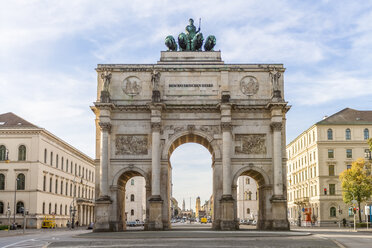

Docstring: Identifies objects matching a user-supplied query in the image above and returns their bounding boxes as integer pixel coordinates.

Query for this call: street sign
[302,208,305,212]
[352,200,358,204]
[365,206,371,215]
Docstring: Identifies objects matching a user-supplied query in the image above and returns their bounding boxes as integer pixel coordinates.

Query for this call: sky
[1,0,372,209]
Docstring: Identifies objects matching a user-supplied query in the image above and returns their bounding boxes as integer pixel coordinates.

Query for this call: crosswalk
[3,238,54,248]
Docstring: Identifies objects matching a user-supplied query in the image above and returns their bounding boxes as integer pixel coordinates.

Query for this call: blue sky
[1,0,372,209]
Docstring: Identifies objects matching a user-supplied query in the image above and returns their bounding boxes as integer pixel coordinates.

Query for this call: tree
[339,158,372,222]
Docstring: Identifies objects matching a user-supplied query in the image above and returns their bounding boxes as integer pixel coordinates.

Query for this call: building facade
[236,176,258,221]
[125,176,146,222]
[0,113,95,228]
[286,108,372,226]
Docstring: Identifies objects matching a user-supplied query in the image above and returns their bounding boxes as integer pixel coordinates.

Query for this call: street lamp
[7,203,11,230]
[5,149,10,163]
[11,177,20,230]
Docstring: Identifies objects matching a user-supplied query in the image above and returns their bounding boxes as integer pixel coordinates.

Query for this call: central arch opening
[168,133,215,229]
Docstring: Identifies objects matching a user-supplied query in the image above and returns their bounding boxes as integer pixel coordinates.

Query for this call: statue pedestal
[158,51,223,64]
[147,196,163,230]
[100,91,110,103]
[94,197,113,232]
[220,195,237,230]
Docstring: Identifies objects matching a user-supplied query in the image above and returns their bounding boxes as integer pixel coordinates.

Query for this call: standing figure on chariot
[178,18,203,51]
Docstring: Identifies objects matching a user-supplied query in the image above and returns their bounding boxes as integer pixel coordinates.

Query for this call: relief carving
[199,125,220,136]
[235,134,267,154]
[122,76,142,96]
[115,135,148,155]
[240,76,259,96]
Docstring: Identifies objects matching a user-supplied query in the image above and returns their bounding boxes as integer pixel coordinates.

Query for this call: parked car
[252,220,257,225]
[87,222,94,229]
[126,221,137,227]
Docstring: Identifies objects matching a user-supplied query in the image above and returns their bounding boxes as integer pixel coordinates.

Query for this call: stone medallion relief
[240,76,259,96]
[115,135,148,155]
[235,134,266,154]
[122,76,142,96]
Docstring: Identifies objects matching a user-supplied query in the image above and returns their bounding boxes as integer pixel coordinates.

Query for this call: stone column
[151,123,161,197]
[98,122,111,198]
[148,104,163,230]
[271,122,283,197]
[221,123,232,196]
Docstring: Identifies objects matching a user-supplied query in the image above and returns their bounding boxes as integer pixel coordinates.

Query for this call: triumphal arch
[92,21,290,232]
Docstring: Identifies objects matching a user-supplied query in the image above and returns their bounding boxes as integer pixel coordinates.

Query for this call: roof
[316,108,372,125]
[0,112,39,128]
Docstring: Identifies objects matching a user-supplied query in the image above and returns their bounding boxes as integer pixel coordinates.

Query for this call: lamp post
[7,203,11,230]
[70,176,77,229]
[12,177,19,230]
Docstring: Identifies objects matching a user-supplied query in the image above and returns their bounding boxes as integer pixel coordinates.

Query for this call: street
[0,224,371,247]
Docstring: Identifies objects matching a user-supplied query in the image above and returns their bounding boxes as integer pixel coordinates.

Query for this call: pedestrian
[342,218,346,227]
[76,220,79,228]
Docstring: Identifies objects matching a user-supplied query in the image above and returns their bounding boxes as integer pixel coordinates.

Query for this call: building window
[79,165,81,177]
[328,149,334,159]
[43,175,46,191]
[131,179,134,185]
[49,203,51,214]
[61,157,64,170]
[65,205,67,215]
[42,202,45,214]
[66,182,68,196]
[49,178,52,192]
[18,145,26,161]
[345,128,351,140]
[50,152,53,165]
[0,174,5,190]
[245,178,250,184]
[44,149,47,163]
[347,164,351,170]
[346,149,352,158]
[66,159,69,172]
[327,129,333,140]
[248,191,252,200]
[0,202,3,214]
[70,183,72,196]
[71,162,73,173]
[55,179,58,194]
[131,209,134,216]
[0,145,6,161]
[16,201,24,214]
[363,128,369,140]
[17,173,25,190]
[247,208,250,214]
[75,164,77,175]
[60,181,63,195]
[329,184,336,195]
[54,204,57,214]
[330,207,336,217]
[130,194,135,202]
[56,155,59,168]
[329,165,335,176]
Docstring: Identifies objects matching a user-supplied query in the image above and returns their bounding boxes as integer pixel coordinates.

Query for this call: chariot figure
[178,18,203,51]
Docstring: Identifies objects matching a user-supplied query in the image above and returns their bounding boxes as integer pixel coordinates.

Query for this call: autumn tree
[339,158,372,222]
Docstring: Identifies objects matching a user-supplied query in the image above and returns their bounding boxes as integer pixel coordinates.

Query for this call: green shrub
[0,225,9,230]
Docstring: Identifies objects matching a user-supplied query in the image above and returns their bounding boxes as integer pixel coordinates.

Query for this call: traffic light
[324,188,327,195]
[353,208,357,214]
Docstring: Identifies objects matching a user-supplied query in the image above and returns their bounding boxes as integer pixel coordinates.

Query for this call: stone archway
[232,166,273,230]
[92,50,290,232]
[160,131,221,229]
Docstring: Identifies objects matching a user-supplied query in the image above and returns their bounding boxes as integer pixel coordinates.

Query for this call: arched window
[65,205,67,215]
[0,174,5,190]
[131,194,135,202]
[330,207,336,217]
[49,203,51,214]
[131,209,134,216]
[345,128,351,140]
[44,149,47,163]
[43,175,46,191]
[66,159,69,172]
[50,152,53,165]
[248,191,252,200]
[246,208,250,214]
[54,204,57,214]
[66,182,68,196]
[60,181,63,194]
[49,178,52,192]
[56,154,59,168]
[0,202,3,214]
[18,145,26,161]
[70,183,72,196]
[131,179,134,185]
[55,179,58,194]
[16,201,24,214]
[0,145,6,161]
[42,202,45,214]
[17,173,25,190]
[60,204,62,215]
[327,129,333,140]
[364,128,369,140]
[61,157,64,170]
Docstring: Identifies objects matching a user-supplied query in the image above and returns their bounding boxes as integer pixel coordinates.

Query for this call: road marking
[2,239,35,248]
[332,239,347,248]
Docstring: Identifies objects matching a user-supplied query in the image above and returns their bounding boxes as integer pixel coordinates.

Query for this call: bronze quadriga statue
[165,18,216,51]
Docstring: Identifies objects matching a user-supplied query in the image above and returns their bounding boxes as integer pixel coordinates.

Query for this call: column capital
[270,122,282,132]
[99,122,111,132]
[151,122,161,132]
[221,122,232,132]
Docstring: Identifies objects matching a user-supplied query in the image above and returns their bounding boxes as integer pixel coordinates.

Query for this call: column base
[269,196,290,230]
[220,195,238,230]
[93,197,113,232]
[147,195,163,230]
